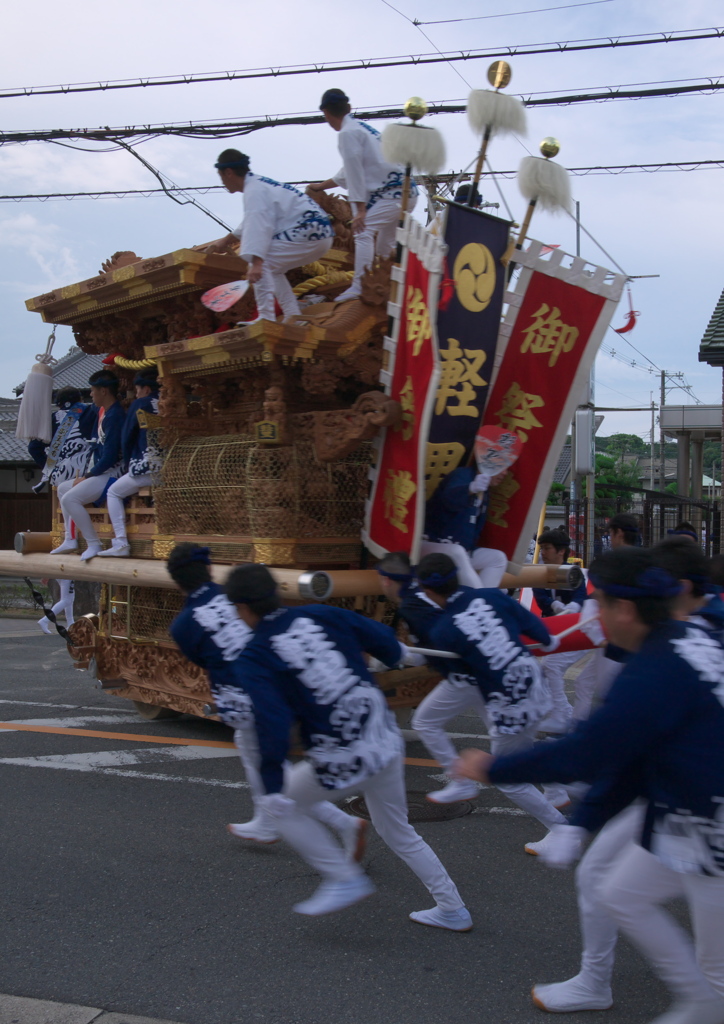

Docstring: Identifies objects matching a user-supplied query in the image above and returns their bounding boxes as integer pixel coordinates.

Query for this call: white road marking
[0,746,237,768]
[401,728,489,741]
[0,745,246,788]
[0,699,134,711]
[0,715,146,731]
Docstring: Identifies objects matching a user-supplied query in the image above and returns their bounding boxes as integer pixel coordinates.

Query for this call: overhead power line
[2,79,723,146]
[415,0,615,23]
[3,159,724,203]
[0,26,721,100]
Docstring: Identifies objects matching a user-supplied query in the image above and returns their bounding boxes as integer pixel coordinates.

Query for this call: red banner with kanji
[478,247,625,562]
[363,220,443,560]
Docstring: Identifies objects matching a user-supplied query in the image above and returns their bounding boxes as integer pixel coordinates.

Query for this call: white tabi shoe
[226,818,280,844]
[543,783,572,810]
[235,317,268,327]
[537,711,573,735]
[80,543,103,562]
[342,817,369,863]
[333,287,361,304]
[525,831,556,856]
[650,997,724,1024]
[409,906,473,932]
[97,542,131,558]
[532,975,613,1012]
[37,617,52,635]
[426,778,480,804]
[50,539,78,554]
[293,875,376,916]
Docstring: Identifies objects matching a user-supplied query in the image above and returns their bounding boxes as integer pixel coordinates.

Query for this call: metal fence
[562,487,720,565]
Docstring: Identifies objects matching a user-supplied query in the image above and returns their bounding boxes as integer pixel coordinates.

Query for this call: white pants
[232,725,353,834]
[350,195,418,295]
[491,727,569,830]
[573,802,645,987]
[58,475,113,545]
[600,836,724,1002]
[541,650,596,725]
[254,236,333,320]
[272,754,465,911]
[412,678,488,773]
[106,472,154,544]
[419,540,508,590]
[42,579,75,627]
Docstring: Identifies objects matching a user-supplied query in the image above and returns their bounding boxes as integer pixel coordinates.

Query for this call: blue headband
[589,566,682,599]
[668,528,698,541]
[215,157,249,171]
[89,375,117,389]
[134,373,159,390]
[172,546,211,569]
[378,568,414,583]
[418,567,459,586]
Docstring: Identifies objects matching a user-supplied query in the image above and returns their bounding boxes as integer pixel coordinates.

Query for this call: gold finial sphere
[540,137,560,158]
[404,96,428,122]
[487,60,512,89]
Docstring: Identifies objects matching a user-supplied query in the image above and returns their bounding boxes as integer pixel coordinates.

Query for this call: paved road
[0,620,672,1024]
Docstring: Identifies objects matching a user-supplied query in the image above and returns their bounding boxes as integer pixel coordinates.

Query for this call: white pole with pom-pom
[466,61,526,206]
[381,97,446,224]
[15,328,58,444]
[502,137,572,267]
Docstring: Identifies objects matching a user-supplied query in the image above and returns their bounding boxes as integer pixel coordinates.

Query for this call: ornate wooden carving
[100,251,143,274]
[312,391,401,462]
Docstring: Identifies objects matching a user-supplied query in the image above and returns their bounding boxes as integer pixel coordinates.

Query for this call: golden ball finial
[487,61,512,89]
[404,96,428,122]
[540,137,560,159]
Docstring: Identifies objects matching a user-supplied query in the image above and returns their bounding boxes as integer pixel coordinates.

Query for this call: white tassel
[517,156,572,213]
[467,90,527,137]
[16,362,53,442]
[381,123,446,175]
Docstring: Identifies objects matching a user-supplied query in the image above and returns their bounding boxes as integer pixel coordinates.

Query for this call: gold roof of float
[25,249,246,325]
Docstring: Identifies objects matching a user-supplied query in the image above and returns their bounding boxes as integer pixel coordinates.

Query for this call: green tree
[605,433,648,459]
[547,481,565,505]
[584,454,641,516]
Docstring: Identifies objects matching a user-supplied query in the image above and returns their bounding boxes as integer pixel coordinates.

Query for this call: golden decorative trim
[153,538,175,559]
[253,541,296,565]
[61,284,81,299]
[112,265,136,283]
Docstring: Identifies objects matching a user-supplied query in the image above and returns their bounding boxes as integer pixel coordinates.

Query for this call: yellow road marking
[0,721,440,766]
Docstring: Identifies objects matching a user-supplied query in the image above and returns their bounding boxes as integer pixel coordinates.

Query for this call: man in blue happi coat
[51,369,126,562]
[167,544,366,854]
[99,369,164,559]
[223,563,471,928]
[414,553,574,855]
[457,547,724,1024]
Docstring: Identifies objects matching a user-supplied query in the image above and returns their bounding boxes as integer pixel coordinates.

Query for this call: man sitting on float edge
[224,563,472,928]
[99,369,163,558]
[52,369,125,562]
[203,149,334,326]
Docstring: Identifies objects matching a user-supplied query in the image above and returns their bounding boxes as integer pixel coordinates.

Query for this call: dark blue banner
[425,202,511,498]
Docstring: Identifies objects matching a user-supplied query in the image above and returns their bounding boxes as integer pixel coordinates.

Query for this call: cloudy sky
[1,0,723,438]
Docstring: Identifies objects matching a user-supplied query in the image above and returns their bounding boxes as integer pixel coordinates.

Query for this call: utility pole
[660,371,666,492]
[650,394,655,491]
[659,370,687,493]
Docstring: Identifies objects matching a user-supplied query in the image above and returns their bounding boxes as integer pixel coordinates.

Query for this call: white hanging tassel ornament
[502,137,572,266]
[15,328,57,443]
[380,97,446,219]
[466,61,526,205]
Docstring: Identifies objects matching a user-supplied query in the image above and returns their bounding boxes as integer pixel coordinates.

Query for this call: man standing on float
[310,88,418,302]
[204,150,334,325]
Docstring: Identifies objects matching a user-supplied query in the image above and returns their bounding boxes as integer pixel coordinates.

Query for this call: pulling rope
[23,577,71,643]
